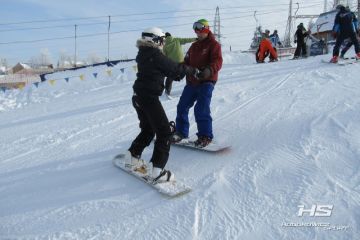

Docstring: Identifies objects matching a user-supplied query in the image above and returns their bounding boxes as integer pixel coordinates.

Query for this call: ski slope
[0,52,359,240]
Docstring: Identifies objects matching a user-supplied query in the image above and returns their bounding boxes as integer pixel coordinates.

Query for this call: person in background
[256,29,278,63]
[163,32,196,96]
[293,23,310,59]
[269,29,283,50]
[171,19,222,148]
[338,7,360,59]
[330,5,360,63]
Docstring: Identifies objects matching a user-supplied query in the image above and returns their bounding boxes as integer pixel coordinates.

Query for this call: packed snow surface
[0,52,359,240]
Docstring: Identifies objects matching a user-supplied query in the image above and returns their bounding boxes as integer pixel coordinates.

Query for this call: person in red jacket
[256,30,278,63]
[171,19,223,148]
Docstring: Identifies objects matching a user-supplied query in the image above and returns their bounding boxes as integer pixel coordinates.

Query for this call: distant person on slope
[339,7,360,59]
[171,19,223,148]
[293,23,310,59]
[330,5,360,63]
[163,32,196,96]
[256,29,278,63]
[125,27,198,182]
[269,29,283,50]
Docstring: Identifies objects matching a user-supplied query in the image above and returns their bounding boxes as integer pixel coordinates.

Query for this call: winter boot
[330,56,338,63]
[194,136,212,148]
[356,52,360,60]
[152,167,175,183]
[171,132,185,143]
[124,151,147,174]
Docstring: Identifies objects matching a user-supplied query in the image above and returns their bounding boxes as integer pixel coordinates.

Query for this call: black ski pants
[128,94,171,169]
[333,31,360,56]
[294,40,307,57]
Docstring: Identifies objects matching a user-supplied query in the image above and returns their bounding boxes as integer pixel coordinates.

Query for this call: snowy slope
[0,53,359,240]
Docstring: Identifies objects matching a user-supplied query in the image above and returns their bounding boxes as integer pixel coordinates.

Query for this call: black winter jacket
[133,39,187,96]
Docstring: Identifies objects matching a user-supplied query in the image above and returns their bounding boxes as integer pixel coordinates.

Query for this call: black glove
[196,67,211,80]
[185,65,198,76]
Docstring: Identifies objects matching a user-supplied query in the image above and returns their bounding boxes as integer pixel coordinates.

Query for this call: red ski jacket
[184,32,222,85]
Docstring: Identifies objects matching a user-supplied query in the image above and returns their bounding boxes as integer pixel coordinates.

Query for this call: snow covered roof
[310,10,337,33]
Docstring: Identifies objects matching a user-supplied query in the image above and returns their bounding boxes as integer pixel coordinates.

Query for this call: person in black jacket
[126,27,197,182]
[293,23,310,59]
[330,5,360,63]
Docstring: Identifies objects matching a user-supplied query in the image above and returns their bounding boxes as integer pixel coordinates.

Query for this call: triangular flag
[0,87,6,93]
[106,69,112,76]
[33,82,40,88]
[64,77,70,82]
[120,68,125,73]
[49,80,56,86]
[79,74,85,81]
[132,65,138,72]
[93,73,98,78]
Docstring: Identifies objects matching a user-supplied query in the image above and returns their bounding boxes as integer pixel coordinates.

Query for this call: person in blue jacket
[330,5,360,63]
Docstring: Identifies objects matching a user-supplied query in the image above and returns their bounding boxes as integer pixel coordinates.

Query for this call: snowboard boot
[194,136,212,148]
[152,167,175,183]
[171,132,185,143]
[330,56,338,63]
[356,52,360,60]
[124,151,147,174]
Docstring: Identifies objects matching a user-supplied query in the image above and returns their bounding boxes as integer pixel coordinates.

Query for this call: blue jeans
[176,83,214,139]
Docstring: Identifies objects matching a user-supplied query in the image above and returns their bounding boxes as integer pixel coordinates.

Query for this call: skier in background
[163,32,196,96]
[125,27,197,182]
[171,19,223,148]
[256,29,278,63]
[293,23,310,59]
[269,30,283,50]
[330,5,360,63]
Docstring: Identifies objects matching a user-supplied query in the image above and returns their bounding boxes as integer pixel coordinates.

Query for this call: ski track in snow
[0,53,359,239]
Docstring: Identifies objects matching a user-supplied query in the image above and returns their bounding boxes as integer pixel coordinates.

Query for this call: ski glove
[196,67,211,80]
[185,65,199,77]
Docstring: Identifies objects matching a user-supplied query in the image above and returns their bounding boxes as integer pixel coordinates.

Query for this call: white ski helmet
[141,27,165,45]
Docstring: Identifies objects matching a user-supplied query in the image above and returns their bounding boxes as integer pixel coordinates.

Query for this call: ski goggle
[193,22,207,32]
[142,32,165,44]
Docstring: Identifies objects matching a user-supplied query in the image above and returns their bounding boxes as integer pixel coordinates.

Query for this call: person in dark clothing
[330,5,360,63]
[126,27,197,182]
[339,8,360,58]
[293,23,310,59]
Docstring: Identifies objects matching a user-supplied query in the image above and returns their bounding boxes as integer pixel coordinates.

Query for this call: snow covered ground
[0,52,359,240]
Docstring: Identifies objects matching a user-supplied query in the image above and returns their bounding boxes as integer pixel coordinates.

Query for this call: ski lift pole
[254,11,258,27]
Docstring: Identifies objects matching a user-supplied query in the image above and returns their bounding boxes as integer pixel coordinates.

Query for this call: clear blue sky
[0,0,333,66]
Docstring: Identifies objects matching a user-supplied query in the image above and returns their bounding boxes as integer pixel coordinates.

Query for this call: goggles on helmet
[142,32,165,45]
[193,22,207,32]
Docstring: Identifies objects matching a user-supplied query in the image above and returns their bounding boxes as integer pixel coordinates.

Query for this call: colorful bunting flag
[17,83,26,90]
[33,82,40,88]
[106,69,112,76]
[79,74,85,81]
[65,77,70,82]
[0,87,6,93]
[132,65,138,72]
[49,80,56,86]
[93,73,98,78]
[120,68,125,73]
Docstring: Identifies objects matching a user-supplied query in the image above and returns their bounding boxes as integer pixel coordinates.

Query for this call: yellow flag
[106,69,112,76]
[79,74,85,81]
[49,80,56,86]
[17,83,26,90]
[132,65,138,72]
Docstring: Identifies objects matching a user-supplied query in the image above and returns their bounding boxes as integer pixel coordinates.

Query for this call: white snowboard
[112,154,191,198]
[172,139,230,152]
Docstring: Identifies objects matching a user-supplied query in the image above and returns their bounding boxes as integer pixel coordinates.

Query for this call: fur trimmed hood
[136,39,163,50]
